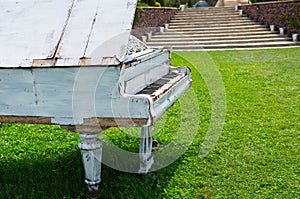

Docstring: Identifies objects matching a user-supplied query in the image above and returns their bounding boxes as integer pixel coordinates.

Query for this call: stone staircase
[146,7,299,50]
[216,0,249,7]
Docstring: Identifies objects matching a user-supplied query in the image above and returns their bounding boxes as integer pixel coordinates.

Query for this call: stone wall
[131,1,222,39]
[132,7,179,39]
[134,7,179,29]
[241,0,300,35]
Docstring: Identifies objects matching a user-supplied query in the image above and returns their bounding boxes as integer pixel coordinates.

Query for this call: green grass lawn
[0,48,299,198]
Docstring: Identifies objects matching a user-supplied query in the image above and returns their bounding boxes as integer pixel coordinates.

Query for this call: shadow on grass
[99,160,183,199]
[0,149,86,198]
[0,140,183,199]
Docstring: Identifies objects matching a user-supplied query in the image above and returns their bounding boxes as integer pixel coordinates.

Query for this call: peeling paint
[0,0,138,67]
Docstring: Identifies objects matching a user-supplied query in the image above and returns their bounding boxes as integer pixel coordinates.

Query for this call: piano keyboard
[137,69,186,101]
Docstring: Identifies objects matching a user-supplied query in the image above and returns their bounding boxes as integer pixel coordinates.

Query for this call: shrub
[281,3,300,33]
[137,2,149,7]
[148,0,157,6]
[157,0,168,6]
[138,0,157,6]
[172,0,181,7]
[155,1,162,6]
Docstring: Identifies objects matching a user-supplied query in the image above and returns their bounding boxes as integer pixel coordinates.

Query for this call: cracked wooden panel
[0,0,74,67]
[84,0,137,65]
[0,0,137,68]
[56,0,138,66]
[55,0,101,66]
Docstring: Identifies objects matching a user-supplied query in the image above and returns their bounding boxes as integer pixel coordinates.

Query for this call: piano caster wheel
[152,140,164,149]
[152,140,159,147]
[86,184,100,199]
[88,190,99,199]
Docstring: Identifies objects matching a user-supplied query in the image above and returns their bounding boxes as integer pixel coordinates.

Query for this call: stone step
[185,7,235,11]
[152,30,278,38]
[170,18,254,24]
[150,34,285,41]
[171,17,248,22]
[147,38,290,45]
[181,10,236,14]
[177,11,241,14]
[174,11,238,15]
[169,19,253,25]
[175,11,238,16]
[165,29,269,35]
[148,41,299,50]
[144,7,299,50]
[177,11,237,15]
[172,14,240,20]
[168,20,253,26]
[168,22,260,28]
[166,25,267,33]
[224,0,239,7]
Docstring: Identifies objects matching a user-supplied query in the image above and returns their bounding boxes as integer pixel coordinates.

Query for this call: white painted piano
[0,0,191,198]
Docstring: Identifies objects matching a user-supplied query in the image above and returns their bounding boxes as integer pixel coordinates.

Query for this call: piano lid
[0,0,137,68]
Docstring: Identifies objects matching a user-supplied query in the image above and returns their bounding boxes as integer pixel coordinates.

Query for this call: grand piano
[0,0,191,197]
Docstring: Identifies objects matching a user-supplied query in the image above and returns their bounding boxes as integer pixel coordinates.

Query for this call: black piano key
[137,70,185,97]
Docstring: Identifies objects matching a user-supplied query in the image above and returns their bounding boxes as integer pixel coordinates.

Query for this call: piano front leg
[138,126,154,174]
[78,133,102,199]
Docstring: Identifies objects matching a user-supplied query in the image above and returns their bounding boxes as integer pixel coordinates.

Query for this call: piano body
[0,0,191,197]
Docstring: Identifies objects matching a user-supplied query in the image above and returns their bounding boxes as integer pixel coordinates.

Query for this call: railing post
[292,34,299,42]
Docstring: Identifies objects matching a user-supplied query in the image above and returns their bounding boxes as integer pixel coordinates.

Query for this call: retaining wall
[241,0,300,35]
[132,7,179,39]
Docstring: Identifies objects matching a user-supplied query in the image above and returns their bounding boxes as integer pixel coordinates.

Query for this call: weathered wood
[0,116,147,126]
[61,118,149,133]
[78,57,92,66]
[83,117,148,127]
[0,66,147,121]
[0,55,190,126]
[0,0,73,67]
[32,59,56,67]
[0,116,51,124]
[0,0,137,68]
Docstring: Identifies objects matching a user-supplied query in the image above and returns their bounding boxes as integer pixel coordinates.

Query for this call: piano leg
[138,126,154,174]
[78,133,102,199]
